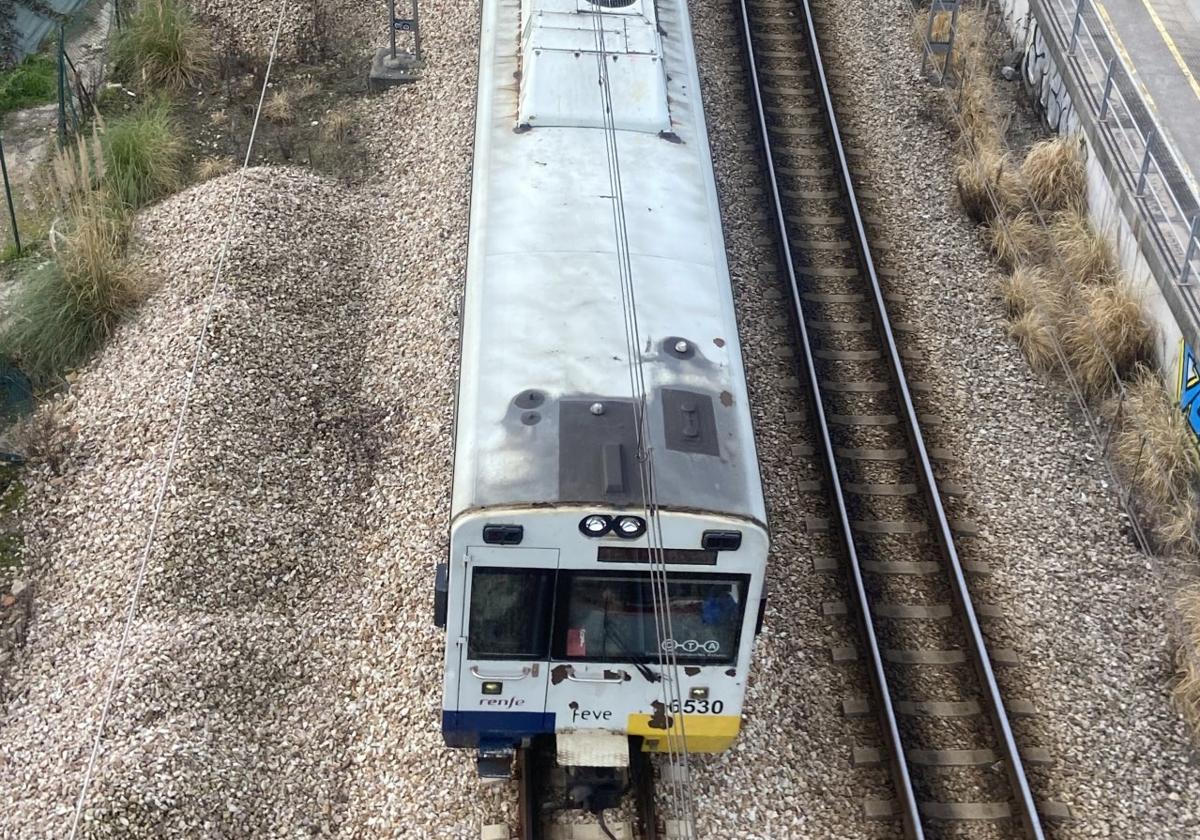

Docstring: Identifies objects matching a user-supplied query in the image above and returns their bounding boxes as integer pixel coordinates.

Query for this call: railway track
[731,0,1067,837]
[514,739,658,840]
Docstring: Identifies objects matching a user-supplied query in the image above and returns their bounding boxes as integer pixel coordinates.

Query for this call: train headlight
[689,686,709,700]
[614,515,647,539]
[579,515,612,537]
[482,681,503,696]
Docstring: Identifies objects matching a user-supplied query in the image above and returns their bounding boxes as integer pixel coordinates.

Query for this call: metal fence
[1033,0,1200,308]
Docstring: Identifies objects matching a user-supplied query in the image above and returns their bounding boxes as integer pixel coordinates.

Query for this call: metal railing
[1033,0,1200,300]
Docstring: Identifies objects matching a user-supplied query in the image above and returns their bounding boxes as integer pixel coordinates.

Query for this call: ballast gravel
[3,0,1200,837]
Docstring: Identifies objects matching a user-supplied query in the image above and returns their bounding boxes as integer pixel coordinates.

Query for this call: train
[436,0,769,820]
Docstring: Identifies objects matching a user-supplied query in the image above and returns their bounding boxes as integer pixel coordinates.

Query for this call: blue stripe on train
[442,710,557,748]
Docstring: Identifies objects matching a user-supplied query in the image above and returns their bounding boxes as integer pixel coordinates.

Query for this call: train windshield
[551,571,748,666]
[467,567,555,659]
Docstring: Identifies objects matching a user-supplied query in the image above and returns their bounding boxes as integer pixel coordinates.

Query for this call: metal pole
[412,0,421,61]
[1181,215,1200,286]
[0,133,21,257]
[1098,56,1116,121]
[1136,128,1156,196]
[57,24,67,146]
[388,0,397,60]
[1069,0,1085,55]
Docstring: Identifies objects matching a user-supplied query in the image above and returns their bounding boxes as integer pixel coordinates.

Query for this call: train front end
[438,502,766,807]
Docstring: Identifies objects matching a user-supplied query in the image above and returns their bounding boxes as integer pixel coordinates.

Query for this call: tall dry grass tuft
[1022,137,1087,214]
[113,0,216,92]
[989,212,1048,269]
[322,109,354,144]
[196,156,235,180]
[1173,586,1200,735]
[956,146,1022,223]
[265,90,296,125]
[1051,211,1118,286]
[46,123,107,212]
[1063,282,1154,395]
[2,123,144,384]
[1111,370,1200,551]
[1007,308,1058,372]
[1000,265,1067,318]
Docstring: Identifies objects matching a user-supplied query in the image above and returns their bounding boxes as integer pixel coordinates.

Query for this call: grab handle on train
[565,668,628,684]
[470,665,535,680]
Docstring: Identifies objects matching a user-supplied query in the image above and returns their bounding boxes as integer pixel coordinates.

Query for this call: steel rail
[734,0,1046,837]
[731,1,921,837]
[795,1,1045,836]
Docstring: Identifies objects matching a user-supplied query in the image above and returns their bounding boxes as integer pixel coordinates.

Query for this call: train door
[453,546,559,749]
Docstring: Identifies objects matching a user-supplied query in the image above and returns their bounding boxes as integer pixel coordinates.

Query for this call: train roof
[452,0,767,527]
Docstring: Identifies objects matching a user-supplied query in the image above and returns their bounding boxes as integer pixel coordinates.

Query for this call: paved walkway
[1092,0,1200,193]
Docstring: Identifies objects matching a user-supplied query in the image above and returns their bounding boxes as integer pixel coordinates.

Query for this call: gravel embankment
[0,0,500,832]
[0,168,376,836]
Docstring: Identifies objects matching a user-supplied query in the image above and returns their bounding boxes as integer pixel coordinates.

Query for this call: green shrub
[0,54,57,116]
[103,101,185,208]
[0,197,141,384]
[112,0,215,92]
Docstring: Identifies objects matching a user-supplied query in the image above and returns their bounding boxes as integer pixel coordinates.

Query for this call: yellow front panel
[626,713,742,753]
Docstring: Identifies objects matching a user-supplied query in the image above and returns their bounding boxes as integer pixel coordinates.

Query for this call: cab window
[467,567,555,659]
[551,571,747,665]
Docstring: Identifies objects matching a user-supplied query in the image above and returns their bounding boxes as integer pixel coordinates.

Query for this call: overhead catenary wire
[65,6,289,837]
[587,5,699,837]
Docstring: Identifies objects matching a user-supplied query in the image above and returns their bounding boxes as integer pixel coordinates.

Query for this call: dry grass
[1022,137,1087,215]
[915,7,987,79]
[264,90,296,125]
[7,400,73,470]
[1007,308,1058,372]
[956,146,1022,222]
[196,156,235,180]
[295,78,321,101]
[1111,370,1200,552]
[956,72,1003,154]
[322,109,354,144]
[989,212,1048,269]
[46,125,107,212]
[1051,211,1118,286]
[1174,586,1200,736]
[1000,265,1066,318]
[1063,282,1154,395]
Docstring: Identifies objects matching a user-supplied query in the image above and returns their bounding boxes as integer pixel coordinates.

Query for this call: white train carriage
[437,0,769,791]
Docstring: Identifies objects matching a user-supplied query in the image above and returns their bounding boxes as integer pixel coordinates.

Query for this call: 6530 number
[668,699,725,714]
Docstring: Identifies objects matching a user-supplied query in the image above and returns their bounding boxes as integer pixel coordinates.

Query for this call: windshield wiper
[602,621,661,683]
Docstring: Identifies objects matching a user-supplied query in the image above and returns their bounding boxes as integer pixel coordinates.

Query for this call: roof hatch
[518,0,670,133]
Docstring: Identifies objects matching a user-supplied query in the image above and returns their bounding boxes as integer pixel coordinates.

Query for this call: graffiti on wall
[1176,340,1200,439]
[1020,13,1078,134]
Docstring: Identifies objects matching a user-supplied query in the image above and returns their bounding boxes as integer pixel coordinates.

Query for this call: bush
[956,146,1021,223]
[0,54,57,116]
[1007,309,1057,373]
[1051,211,1118,286]
[0,197,141,384]
[988,212,1048,270]
[103,101,185,208]
[1022,137,1087,215]
[1062,282,1154,395]
[1111,370,1200,551]
[112,0,215,92]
